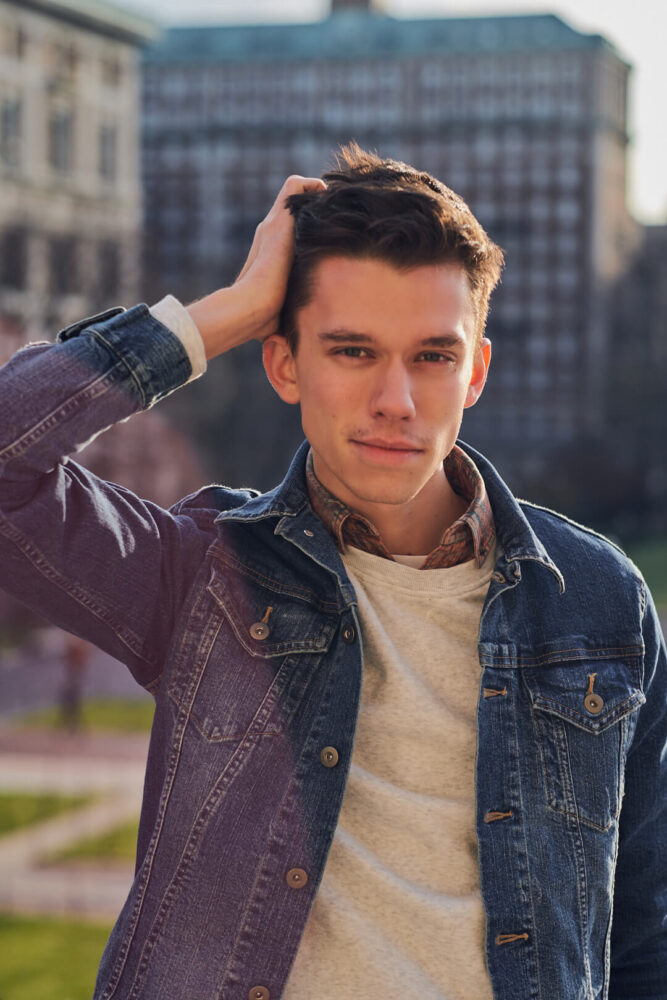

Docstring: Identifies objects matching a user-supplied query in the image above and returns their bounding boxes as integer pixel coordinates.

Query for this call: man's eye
[418,352,454,364]
[335,347,369,358]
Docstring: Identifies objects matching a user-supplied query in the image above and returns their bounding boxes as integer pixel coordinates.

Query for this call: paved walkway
[0,726,149,920]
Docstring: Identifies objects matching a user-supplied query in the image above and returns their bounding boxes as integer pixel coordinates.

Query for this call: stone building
[141,0,639,489]
[0,0,155,356]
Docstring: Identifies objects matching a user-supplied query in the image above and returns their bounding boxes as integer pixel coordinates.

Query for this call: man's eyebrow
[317,330,466,347]
[419,334,467,348]
[317,330,376,343]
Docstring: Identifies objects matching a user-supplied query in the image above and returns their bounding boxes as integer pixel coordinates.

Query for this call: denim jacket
[1,304,665,1000]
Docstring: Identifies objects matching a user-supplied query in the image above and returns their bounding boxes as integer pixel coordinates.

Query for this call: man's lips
[350,438,425,464]
[352,437,423,451]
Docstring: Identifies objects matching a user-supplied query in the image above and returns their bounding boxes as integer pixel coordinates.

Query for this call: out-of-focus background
[0,0,665,995]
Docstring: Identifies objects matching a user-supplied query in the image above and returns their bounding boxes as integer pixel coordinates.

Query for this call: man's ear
[262,334,300,405]
[464,338,491,408]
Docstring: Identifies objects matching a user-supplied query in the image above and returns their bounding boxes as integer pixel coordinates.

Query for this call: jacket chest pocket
[523,657,645,832]
[169,564,338,744]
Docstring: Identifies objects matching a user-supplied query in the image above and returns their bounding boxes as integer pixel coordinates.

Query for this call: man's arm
[609,584,667,998]
[0,307,212,690]
[0,175,324,689]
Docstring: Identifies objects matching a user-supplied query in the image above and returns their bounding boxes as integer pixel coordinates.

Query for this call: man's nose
[371,362,416,420]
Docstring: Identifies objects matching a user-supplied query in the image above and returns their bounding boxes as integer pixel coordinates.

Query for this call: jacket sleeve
[0,305,214,692]
[609,582,667,998]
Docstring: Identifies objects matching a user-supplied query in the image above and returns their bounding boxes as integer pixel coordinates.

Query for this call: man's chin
[312,451,433,509]
[342,476,427,509]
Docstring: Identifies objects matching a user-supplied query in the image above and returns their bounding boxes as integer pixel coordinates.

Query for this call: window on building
[529,196,550,222]
[0,227,28,289]
[64,43,78,75]
[556,198,580,226]
[97,240,121,300]
[556,165,580,190]
[48,108,73,172]
[99,123,117,183]
[48,236,78,294]
[555,268,579,292]
[8,27,27,59]
[51,42,78,82]
[0,95,21,167]
[101,56,122,87]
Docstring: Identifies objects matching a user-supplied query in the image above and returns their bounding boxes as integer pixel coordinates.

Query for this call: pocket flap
[523,659,645,734]
[207,565,337,658]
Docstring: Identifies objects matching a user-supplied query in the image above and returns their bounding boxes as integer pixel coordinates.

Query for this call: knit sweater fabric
[283,544,497,999]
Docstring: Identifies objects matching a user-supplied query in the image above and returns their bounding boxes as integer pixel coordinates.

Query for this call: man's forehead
[300,255,476,341]
[307,253,469,285]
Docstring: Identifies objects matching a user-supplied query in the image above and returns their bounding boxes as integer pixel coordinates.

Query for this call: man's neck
[358,477,469,556]
[312,455,468,556]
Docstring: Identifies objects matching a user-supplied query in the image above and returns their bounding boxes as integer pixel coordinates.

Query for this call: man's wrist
[186,284,276,361]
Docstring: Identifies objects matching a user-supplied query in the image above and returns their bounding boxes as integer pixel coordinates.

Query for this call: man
[0,146,665,1000]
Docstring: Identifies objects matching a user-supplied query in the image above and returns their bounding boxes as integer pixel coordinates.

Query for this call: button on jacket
[0,305,665,1000]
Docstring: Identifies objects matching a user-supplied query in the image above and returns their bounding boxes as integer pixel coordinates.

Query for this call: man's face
[265,256,490,521]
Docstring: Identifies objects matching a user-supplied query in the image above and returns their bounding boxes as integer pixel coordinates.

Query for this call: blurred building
[142,0,639,487]
[606,225,667,534]
[0,0,155,356]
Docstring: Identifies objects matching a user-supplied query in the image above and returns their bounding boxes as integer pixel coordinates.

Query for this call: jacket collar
[214,441,312,525]
[215,439,565,593]
[458,441,564,592]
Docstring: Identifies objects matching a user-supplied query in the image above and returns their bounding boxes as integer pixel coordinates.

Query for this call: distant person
[59,632,90,733]
[0,145,664,999]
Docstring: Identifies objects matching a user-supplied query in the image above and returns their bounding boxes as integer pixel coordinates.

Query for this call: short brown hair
[280,142,504,352]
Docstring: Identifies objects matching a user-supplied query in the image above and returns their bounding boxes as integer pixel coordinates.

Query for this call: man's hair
[280,142,504,353]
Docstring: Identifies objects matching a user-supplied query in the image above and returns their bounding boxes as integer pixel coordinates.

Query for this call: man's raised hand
[186,175,326,361]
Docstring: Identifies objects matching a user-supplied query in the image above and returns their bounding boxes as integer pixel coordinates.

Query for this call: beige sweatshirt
[283,544,497,1000]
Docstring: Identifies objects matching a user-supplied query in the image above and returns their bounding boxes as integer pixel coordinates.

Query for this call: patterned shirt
[305,444,496,570]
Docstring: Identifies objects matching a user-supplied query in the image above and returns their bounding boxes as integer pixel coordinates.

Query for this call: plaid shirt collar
[305,444,496,570]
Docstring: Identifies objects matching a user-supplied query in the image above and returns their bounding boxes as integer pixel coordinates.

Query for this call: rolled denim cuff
[149,295,207,382]
[58,303,194,408]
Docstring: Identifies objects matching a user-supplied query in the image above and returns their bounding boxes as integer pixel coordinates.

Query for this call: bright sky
[126,0,667,224]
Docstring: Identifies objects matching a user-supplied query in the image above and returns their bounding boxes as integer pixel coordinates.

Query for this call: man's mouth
[351,438,424,462]
[353,437,423,451]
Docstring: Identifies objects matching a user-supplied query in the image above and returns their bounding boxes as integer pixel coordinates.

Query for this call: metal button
[320,746,339,768]
[303,528,314,537]
[342,625,355,644]
[491,571,505,584]
[286,867,308,889]
[584,693,604,715]
[248,988,270,1000]
[249,622,270,641]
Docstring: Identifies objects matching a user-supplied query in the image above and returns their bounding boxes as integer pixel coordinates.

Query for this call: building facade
[607,224,667,535]
[142,1,639,488]
[0,0,155,358]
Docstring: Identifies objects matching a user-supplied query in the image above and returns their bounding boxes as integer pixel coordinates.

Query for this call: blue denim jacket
[1,305,665,1000]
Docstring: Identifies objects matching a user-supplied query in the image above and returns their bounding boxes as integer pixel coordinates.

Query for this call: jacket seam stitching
[0,367,125,462]
[90,330,148,407]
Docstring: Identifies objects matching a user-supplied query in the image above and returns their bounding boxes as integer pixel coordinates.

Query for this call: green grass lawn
[48,817,139,865]
[627,537,667,613]
[0,792,92,838]
[0,913,111,1000]
[17,697,155,734]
